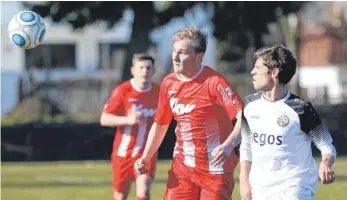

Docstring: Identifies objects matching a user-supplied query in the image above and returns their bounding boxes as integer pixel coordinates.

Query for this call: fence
[2,103,347,162]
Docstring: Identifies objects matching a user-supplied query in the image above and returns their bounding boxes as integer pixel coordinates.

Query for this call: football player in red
[134,27,243,200]
[101,53,159,200]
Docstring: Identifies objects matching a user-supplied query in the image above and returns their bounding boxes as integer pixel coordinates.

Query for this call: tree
[26,2,305,79]
[212,2,305,63]
[27,1,197,81]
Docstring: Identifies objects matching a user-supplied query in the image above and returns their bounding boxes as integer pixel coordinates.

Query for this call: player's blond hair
[172,27,208,53]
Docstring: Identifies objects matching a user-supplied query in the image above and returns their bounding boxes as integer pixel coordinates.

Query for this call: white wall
[1,28,25,72]
[299,66,342,104]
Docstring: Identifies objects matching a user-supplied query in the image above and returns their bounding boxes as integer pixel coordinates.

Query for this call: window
[99,43,128,72]
[25,44,76,69]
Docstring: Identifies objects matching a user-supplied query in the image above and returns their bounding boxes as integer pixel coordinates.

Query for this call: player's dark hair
[132,53,155,66]
[253,44,297,85]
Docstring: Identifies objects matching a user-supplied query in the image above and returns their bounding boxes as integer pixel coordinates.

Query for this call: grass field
[2,158,347,200]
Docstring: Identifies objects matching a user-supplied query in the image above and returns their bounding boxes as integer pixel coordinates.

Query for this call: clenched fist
[134,157,149,175]
[126,111,144,126]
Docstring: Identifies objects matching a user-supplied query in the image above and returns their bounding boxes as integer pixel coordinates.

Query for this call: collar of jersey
[176,65,204,82]
[261,90,290,103]
[130,78,152,93]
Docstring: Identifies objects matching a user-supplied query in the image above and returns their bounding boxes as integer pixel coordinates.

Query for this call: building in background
[298,1,347,105]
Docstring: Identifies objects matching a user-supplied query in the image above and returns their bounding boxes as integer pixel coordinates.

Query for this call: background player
[134,27,243,200]
[239,44,337,200]
[100,53,160,200]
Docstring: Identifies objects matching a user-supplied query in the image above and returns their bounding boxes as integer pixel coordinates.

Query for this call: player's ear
[272,68,280,78]
[197,52,204,62]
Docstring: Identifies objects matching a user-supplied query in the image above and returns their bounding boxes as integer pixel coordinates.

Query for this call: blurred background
[1,1,347,200]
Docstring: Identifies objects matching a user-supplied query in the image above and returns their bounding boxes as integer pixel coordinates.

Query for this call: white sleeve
[309,124,337,158]
[240,109,252,162]
[301,102,337,158]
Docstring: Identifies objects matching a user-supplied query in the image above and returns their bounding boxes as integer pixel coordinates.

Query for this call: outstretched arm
[142,123,169,161]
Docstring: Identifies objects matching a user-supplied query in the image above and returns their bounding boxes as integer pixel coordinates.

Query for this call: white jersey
[240,91,337,197]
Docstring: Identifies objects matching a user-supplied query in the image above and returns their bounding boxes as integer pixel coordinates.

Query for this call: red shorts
[163,157,235,200]
[111,152,157,193]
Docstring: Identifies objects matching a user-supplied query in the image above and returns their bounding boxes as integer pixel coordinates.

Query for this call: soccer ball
[8,11,46,49]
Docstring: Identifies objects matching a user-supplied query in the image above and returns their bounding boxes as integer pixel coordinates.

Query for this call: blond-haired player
[135,27,243,200]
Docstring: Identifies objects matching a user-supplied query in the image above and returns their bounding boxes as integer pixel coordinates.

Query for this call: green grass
[1,158,347,200]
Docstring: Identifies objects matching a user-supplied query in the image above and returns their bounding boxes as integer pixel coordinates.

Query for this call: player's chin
[142,77,151,82]
[173,64,182,72]
[252,83,260,90]
[253,83,264,91]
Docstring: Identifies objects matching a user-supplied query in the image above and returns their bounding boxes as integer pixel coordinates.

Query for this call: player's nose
[251,68,256,75]
[172,52,180,61]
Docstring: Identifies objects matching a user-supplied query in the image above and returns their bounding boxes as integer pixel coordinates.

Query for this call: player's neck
[263,85,288,102]
[132,79,151,91]
[177,64,202,80]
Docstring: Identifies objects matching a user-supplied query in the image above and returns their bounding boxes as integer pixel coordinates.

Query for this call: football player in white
[239,44,337,200]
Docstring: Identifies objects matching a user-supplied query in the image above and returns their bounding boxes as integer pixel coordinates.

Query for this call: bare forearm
[223,111,242,148]
[100,112,129,127]
[321,153,335,167]
[142,123,169,160]
[239,160,252,181]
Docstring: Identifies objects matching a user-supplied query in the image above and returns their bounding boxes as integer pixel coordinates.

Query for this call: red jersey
[155,66,243,174]
[103,79,160,158]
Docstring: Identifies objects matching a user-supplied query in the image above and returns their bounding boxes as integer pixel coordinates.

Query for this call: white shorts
[253,186,314,200]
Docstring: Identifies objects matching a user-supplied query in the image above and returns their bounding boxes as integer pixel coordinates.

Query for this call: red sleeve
[102,86,124,115]
[154,80,173,125]
[209,76,243,120]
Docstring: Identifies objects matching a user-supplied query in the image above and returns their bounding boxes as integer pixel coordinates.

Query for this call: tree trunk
[122,3,154,82]
[253,30,263,50]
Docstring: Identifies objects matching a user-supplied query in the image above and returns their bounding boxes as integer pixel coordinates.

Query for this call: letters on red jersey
[103,79,160,158]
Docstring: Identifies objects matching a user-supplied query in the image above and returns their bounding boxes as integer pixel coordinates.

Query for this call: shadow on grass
[3,176,347,189]
[2,179,168,188]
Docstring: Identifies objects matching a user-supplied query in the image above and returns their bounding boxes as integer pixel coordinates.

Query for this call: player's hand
[126,111,144,126]
[319,162,335,184]
[211,143,232,166]
[240,179,252,200]
[134,157,149,175]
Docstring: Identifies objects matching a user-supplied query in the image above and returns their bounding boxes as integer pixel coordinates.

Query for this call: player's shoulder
[283,93,312,114]
[204,66,222,77]
[115,80,132,91]
[161,72,177,86]
[243,92,262,108]
[120,80,132,87]
[202,66,229,83]
[164,72,177,80]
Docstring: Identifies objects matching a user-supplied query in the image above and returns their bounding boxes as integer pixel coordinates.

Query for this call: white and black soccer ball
[8,11,46,49]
